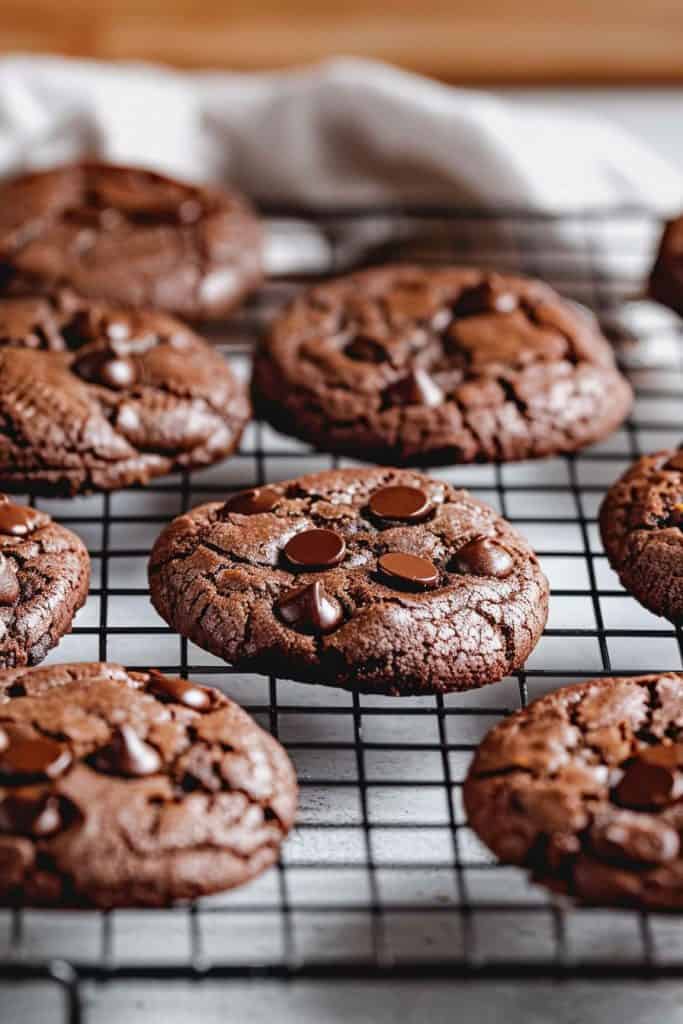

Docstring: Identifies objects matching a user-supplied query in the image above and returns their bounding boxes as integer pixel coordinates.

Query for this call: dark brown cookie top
[0,494,90,668]
[650,215,683,317]
[0,662,297,908]
[148,467,549,695]
[600,448,683,623]
[464,673,683,910]
[0,291,250,495]
[252,265,633,464]
[0,162,263,319]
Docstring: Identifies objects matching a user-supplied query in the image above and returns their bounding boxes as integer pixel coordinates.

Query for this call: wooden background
[1,0,683,83]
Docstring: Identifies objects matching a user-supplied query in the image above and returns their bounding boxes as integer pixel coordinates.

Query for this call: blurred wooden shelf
[2,0,683,83]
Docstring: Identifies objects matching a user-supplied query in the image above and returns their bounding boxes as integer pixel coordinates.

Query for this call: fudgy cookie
[252,265,632,464]
[0,162,263,319]
[0,495,89,667]
[0,291,250,495]
[600,448,683,623]
[650,215,683,317]
[148,467,549,695]
[464,673,683,910]
[0,662,297,908]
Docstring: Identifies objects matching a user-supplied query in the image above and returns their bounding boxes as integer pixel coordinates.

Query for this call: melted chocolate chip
[614,744,683,809]
[452,538,514,578]
[378,552,439,590]
[385,368,444,408]
[454,280,519,318]
[276,580,343,634]
[283,528,346,570]
[368,485,432,523]
[94,725,162,777]
[344,336,389,363]
[0,788,63,837]
[0,553,19,605]
[223,487,279,516]
[665,450,683,472]
[0,734,72,783]
[0,503,43,537]
[147,670,212,711]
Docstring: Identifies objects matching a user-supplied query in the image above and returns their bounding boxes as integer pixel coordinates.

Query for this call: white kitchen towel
[0,55,681,213]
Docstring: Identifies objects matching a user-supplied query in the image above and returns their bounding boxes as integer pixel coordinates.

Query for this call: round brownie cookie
[0,494,89,668]
[148,467,549,695]
[464,673,683,910]
[0,291,250,495]
[650,215,683,317]
[0,662,297,908]
[252,265,632,464]
[600,448,683,623]
[0,162,263,319]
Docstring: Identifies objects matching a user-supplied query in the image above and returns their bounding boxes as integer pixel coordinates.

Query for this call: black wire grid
[3,205,683,1023]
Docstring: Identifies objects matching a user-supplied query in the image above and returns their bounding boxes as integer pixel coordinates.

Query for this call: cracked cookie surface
[600,448,683,623]
[0,662,297,908]
[464,673,683,910]
[148,467,549,695]
[0,290,250,495]
[0,162,263,319]
[252,265,632,464]
[0,494,89,668]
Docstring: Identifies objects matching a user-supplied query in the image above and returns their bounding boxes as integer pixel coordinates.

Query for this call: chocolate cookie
[0,291,250,495]
[148,467,549,695]
[0,162,263,319]
[650,215,683,317]
[464,673,683,910]
[252,265,632,464]
[0,662,297,908]
[600,448,683,623]
[0,495,89,667]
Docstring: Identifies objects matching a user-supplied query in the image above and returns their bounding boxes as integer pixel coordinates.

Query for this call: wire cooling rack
[3,205,683,1024]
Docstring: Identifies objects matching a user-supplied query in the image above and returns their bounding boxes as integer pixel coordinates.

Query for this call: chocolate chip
[665,450,683,472]
[378,552,439,590]
[614,744,683,809]
[385,368,443,408]
[276,580,343,634]
[0,554,19,605]
[454,280,519,317]
[344,336,389,363]
[368,485,432,523]
[0,788,63,837]
[0,728,7,753]
[590,810,679,865]
[147,670,212,711]
[223,487,279,516]
[0,503,43,537]
[75,351,137,390]
[452,538,514,578]
[0,734,72,783]
[283,528,346,570]
[94,725,162,777]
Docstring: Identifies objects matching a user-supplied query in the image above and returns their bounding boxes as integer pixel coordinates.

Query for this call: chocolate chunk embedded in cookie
[650,215,683,318]
[0,662,297,908]
[0,163,263,319]
[252,265,632,464]
[0,291,250,495]
[148,467,549,695]
[464,673,683,910]
[600,448,683,623]
[0,495,89,668]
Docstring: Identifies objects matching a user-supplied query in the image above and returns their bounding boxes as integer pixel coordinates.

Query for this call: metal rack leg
[49,961,83,1024]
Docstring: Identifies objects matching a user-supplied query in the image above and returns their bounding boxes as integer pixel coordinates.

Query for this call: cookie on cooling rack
[0,162,263,319]
[0,494,89,668]
[464,672,683,910]
[600,448,683,623]
[650,215,683,318]
[0,662,297,908]
[252,265,633,465]
[148,467,549,695]
[0,291,250,495]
